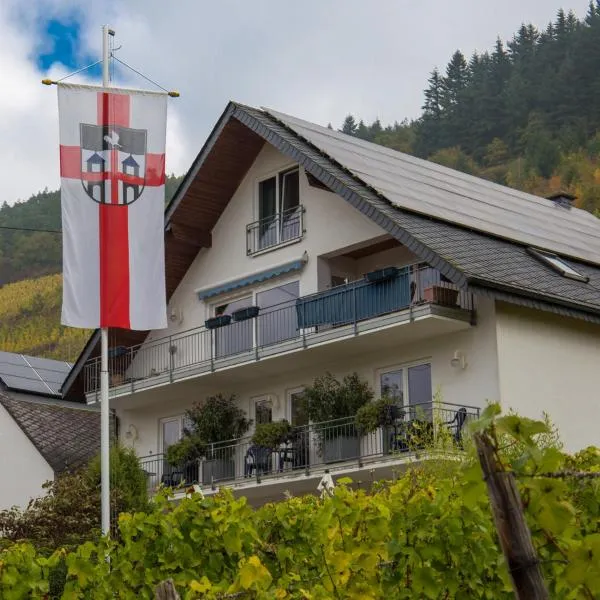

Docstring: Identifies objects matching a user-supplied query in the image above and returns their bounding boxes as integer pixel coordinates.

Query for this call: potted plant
[252,419,292,450]
[232,306,260,322]
[164,434,205,486]
[302,372,373,463]
[167,394,252,485]
[205,314,232,329]
[355,397,403,453]
[364,266,399,283]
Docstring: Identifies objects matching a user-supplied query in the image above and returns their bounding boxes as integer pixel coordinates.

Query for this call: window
[215,296,253,357]
[528,248,589,282]
[160,416,183,453]
[254,397,273,425]
[256,281,300,346]
[288,388,308,427]
[255,168,301,252]
[379,363,432,411]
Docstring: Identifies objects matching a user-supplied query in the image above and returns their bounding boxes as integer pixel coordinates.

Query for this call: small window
[529,248,589,282]
[255,397,273,425]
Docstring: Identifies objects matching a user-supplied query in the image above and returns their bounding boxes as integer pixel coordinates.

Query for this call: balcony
[84,265,474,400]
[246,206,305,255]
[138,401,480,501]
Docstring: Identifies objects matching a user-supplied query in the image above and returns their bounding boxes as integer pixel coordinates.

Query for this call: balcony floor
[97,302,472,408]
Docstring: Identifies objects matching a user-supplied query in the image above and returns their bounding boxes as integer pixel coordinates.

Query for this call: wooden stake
[155,579,180,600]
[474,432,549,600]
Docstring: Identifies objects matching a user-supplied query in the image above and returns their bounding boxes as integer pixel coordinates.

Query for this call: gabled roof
[0,392,101,473]
[63,101,600,398]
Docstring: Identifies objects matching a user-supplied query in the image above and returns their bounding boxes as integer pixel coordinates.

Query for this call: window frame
[159,414,187,454]
[528,248,589,282]
[376,359,433,409]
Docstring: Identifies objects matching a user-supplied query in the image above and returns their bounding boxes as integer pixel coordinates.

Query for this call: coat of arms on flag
[58,83,168,331]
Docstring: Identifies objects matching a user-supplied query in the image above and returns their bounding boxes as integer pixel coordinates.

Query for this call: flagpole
[100,23,111,538]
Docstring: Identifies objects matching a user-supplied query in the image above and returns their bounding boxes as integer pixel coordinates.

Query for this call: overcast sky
[0,0,591,205]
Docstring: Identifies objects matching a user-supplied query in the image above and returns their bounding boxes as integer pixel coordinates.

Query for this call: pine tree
[341,115,358,136]
[422,68,443,118]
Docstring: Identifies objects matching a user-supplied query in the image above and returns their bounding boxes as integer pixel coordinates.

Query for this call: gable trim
[232,106,469,290]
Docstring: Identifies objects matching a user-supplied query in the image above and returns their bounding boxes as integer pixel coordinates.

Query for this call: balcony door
[214,296,253,358]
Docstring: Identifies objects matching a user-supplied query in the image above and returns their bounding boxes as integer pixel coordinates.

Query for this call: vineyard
[0,274,89,361]
[1,406,598,599]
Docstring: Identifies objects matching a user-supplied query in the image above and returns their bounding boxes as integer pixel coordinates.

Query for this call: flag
[58,83,168,330]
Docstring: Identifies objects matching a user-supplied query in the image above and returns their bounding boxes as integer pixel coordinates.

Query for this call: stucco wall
[118,296,500,458]
[0,403,54,510]
[495,303,600,451]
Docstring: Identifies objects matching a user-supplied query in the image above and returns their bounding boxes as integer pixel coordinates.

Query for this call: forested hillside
[339,5,600,215]
[0,174,182,286]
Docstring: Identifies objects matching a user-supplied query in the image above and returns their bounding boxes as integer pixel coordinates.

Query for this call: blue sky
[36,17,101,77]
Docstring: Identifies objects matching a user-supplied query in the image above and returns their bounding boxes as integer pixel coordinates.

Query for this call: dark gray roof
[0,351,71,397]
[266,108,600,265]
[231,103,600,323]
[0,392,101,473]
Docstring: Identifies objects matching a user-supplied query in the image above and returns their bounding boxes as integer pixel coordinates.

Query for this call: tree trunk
[474,432,549,600]
[155,579,180,600]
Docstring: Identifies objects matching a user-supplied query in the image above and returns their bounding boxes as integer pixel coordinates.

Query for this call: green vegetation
[0,406,599,598]
[340,5,600,214]
[0,274,89,361]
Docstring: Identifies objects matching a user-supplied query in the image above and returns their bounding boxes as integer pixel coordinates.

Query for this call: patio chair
[244,445,272,477]
[446,407,468,447]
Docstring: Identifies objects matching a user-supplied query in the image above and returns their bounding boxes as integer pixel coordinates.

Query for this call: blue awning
[197,256,307,300]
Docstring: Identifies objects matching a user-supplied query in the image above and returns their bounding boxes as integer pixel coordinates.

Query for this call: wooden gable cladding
[70,115,266,387]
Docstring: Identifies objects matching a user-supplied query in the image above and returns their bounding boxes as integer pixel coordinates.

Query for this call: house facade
[0,352,101,509]
[63,103,600,503]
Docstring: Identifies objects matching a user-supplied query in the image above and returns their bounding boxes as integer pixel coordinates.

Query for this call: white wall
[0,403,54,510]
[495,303,600,451]
[119,296,500,458]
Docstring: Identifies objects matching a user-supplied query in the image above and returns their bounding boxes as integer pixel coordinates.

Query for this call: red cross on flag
[58,83,168,330]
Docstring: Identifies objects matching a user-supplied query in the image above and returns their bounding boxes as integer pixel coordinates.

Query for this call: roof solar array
[266,109,600,266]
[0,351,71,397]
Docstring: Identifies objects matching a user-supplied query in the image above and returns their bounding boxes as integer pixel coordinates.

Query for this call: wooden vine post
[155,579,180,600]
[474,431,549,600]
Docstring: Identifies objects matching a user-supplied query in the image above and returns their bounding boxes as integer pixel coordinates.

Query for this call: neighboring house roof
[0,351,71,397]
[0,392,100,473]
[62,101,600,398]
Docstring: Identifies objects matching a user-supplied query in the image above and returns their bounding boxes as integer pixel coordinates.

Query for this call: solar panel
[266,109,600,266]
[0,352,71,397]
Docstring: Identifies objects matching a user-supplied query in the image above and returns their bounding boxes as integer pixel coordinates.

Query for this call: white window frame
[376,359,432,408]
[286,386,307,424]
[159,415,185,454]
[528,248,589,282]
[252,394,275,426]
[255,166,302,251]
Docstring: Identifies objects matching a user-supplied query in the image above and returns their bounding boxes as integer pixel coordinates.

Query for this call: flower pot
[423,285,459,307]
[323,434,360,464]
[205,315,232,329]
[364,267,399,283]
[202,458,235,484]
[232,305,260,322]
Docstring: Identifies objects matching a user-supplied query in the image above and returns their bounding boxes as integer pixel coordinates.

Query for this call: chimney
[547,192,576,209]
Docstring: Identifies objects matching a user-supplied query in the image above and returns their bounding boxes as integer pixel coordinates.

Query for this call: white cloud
[0,0,592,204]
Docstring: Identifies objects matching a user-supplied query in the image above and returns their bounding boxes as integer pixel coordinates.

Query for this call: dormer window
[247,168,304,255]
[529,248,589,282]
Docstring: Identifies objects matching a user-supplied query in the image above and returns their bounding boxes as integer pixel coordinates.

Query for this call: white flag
[58,83,168,330]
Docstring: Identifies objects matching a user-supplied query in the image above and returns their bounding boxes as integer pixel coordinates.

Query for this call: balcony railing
[84,265,474,396]
[138,401,480,491]
[246,206,305,255]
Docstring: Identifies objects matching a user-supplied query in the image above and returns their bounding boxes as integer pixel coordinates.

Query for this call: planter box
[202,458,235,484]
[205,315,232,329]
[423,285,459,307]
[323,434,360,464]
[364,266,399,283]
[232,305,260,322]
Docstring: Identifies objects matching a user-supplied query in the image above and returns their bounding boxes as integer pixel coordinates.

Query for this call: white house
[0,351,100,510]
[63,103,600,504]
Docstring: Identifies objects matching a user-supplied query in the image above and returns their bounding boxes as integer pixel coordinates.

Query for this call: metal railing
[138,401,480,491]
[84,265,474,395]
[246,206,305,255]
